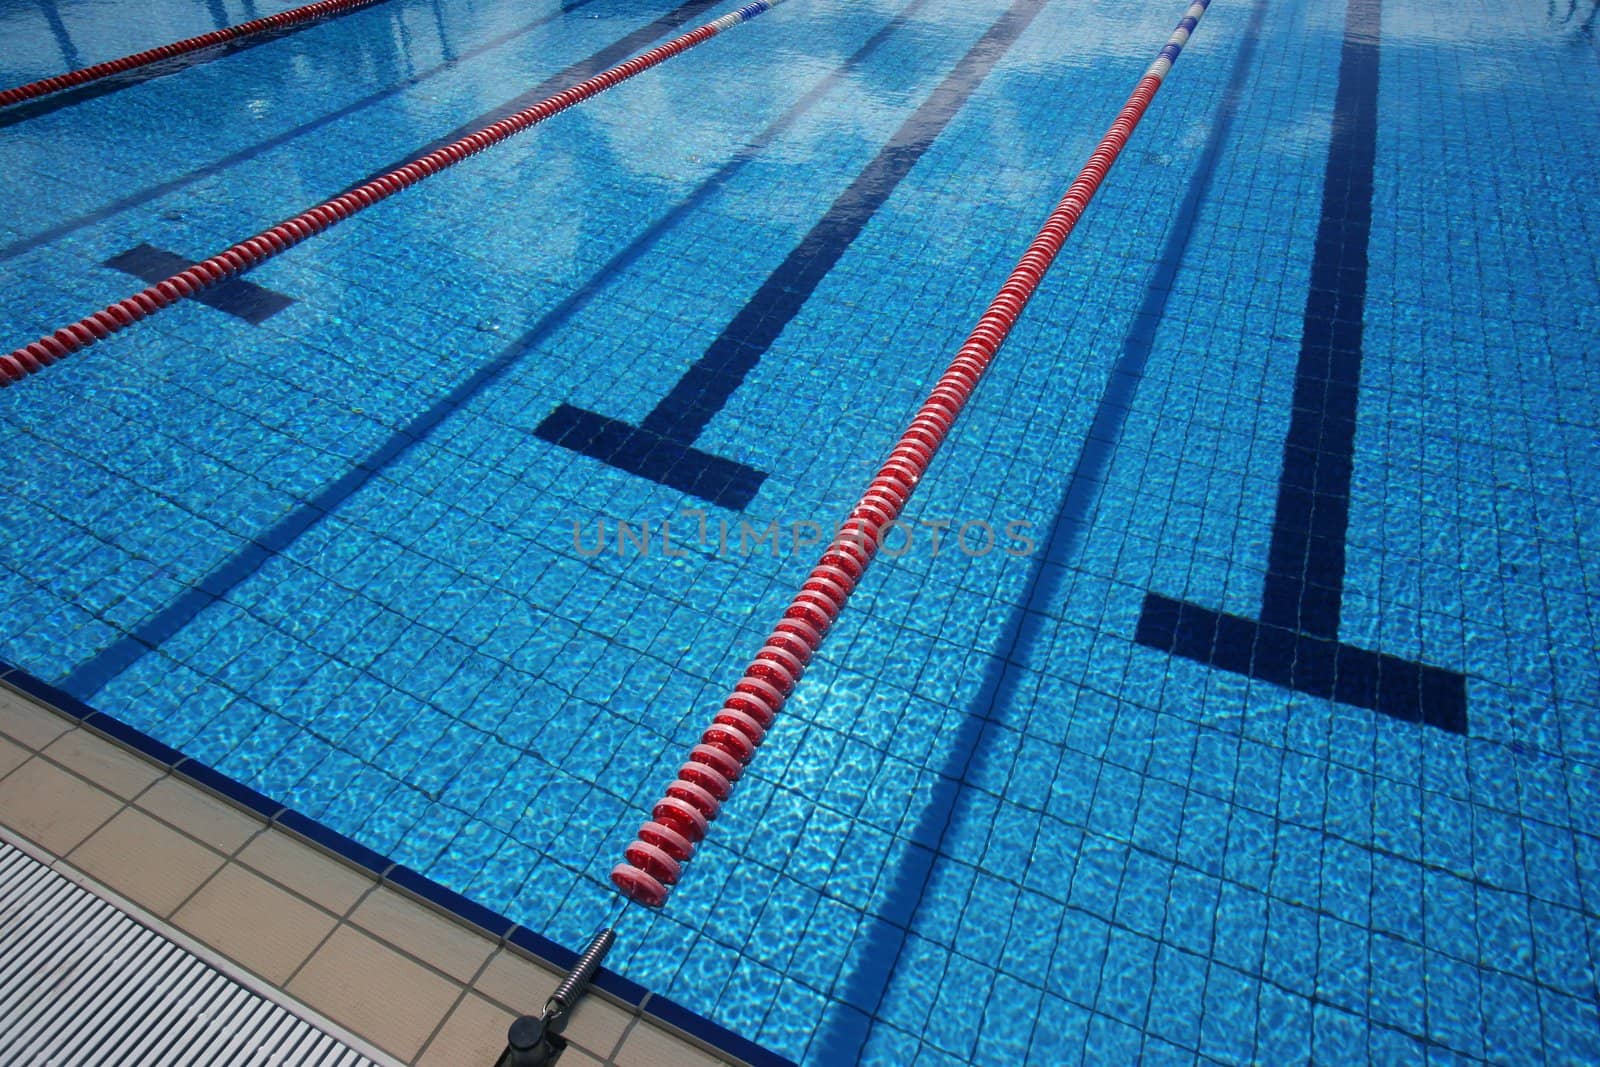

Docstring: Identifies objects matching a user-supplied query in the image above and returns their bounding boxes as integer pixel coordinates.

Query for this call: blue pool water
[3,0,1599,1061]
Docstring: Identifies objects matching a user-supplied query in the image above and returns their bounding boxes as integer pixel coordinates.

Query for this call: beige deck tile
[350,886,495,983]
[473,948,632,1061]
[173,863,337,984]
[0,684,71,749]
[287,924,461,1063]
[613,1021,733,1067]
[555,992,634,1062]
[44,727,164,799]
[0,756,121,853]
[558,1043,604,1065]
[415,991,517,1067]
[69,807,225,917]
[475,946,563,1013]
[0,735,27,780]
[136,775,262,854]
[237,827,374,915]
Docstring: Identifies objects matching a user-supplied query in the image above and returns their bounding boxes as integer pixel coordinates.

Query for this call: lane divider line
[0,0,786,387]
[0,0,390,109]
[610,0,1215,909]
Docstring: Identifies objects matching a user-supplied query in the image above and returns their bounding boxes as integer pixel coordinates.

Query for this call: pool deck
[0,674,755,1067]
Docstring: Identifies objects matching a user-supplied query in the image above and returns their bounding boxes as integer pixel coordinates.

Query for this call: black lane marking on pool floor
[104,243,293,324]
[808,0,1271,1056]
[55,0,934,701]
[535,0,1053,511]
[0,1,385,130]
[1134,0,1468,733]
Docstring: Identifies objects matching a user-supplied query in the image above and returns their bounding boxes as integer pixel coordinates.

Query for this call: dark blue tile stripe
[538,403,766,510]
[807,0,1267,1057]
[1258,0,1382,638]
[538,0,1050,506]
[1133,0,1468,732]
[0,0,387,130]
[0,654,788,1064]
[1136,594,1468,732]
[0,0,607,266]
[105,242,294,324]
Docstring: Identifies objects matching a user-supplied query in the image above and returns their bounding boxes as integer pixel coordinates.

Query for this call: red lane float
[0,0,787,387]
[0,0,389,109]
[610,0,1216,909]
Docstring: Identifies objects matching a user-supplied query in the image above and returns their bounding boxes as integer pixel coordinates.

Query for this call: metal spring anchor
[496,927,616,1066]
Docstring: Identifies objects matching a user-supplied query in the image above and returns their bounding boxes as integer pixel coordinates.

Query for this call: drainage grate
[0,838,384,1065]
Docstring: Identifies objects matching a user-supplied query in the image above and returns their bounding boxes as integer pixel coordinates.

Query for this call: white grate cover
[0,838,385,1065]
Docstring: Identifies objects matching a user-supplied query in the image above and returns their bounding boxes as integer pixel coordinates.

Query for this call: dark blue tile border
[1,663,100,722]
[506,923,578,970]
[645,992,798,1067]
[83,710,186,767]
[0,657,790,1066]
[387,863,514,939]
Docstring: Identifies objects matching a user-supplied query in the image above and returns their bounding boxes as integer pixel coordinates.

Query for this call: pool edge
[0,658,796,1067]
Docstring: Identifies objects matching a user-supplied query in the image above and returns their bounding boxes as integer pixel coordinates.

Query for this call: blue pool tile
[1252,983,1311,1064]
[1367,1025,1427,1065]
[1312,1002,1368,1061]
[1093,927,1158,1029]
[1369,852,1424,941]
[972,973,1041,1065]
[1262,899,1318,999]
[856,1020,922,1066]
[1423,950,1485,1059]
[1319,836,1372,926]
[1368,931,1425,1036]
[1197,962,1257,1062]
[1315,915,1370,1015]
[1136,1034,1197,1065]
[1539,986,1600,1064]
[1176,792,1229,877]
[1083,1012,1145,1060]
[1221,807,1275,891]
[1478,971,1545,1065]
[1017,994,1088,1063]
[1210,883,1267,974]
[1046,908,1109,1008]
[1145,944,1205,1051]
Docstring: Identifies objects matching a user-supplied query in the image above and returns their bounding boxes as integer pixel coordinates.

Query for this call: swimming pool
[2,0,1598,1060]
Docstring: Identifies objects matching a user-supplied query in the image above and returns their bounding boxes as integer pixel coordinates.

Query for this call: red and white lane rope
[0,0,787,387]
[0,0,389,109]
[612,0,1215,909]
